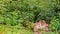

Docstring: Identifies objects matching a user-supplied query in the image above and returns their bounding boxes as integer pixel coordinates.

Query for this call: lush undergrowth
[0,24,32,34]
[0,0,60,34]
[0,24,58,34]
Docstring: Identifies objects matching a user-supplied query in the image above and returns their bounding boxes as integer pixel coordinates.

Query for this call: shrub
[49,16,60,31]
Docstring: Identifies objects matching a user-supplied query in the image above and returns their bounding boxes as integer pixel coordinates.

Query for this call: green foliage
[0,25,58,34]
[0,0,60,31]
[0,0,60,34]
[49,16,60,31]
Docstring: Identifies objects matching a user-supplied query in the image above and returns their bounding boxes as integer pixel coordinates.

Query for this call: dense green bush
[0,0,60,34]
[0,0,60,29]
[49,16,60,31]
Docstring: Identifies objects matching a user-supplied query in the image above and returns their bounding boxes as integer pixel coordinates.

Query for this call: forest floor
[0,24,58,34]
